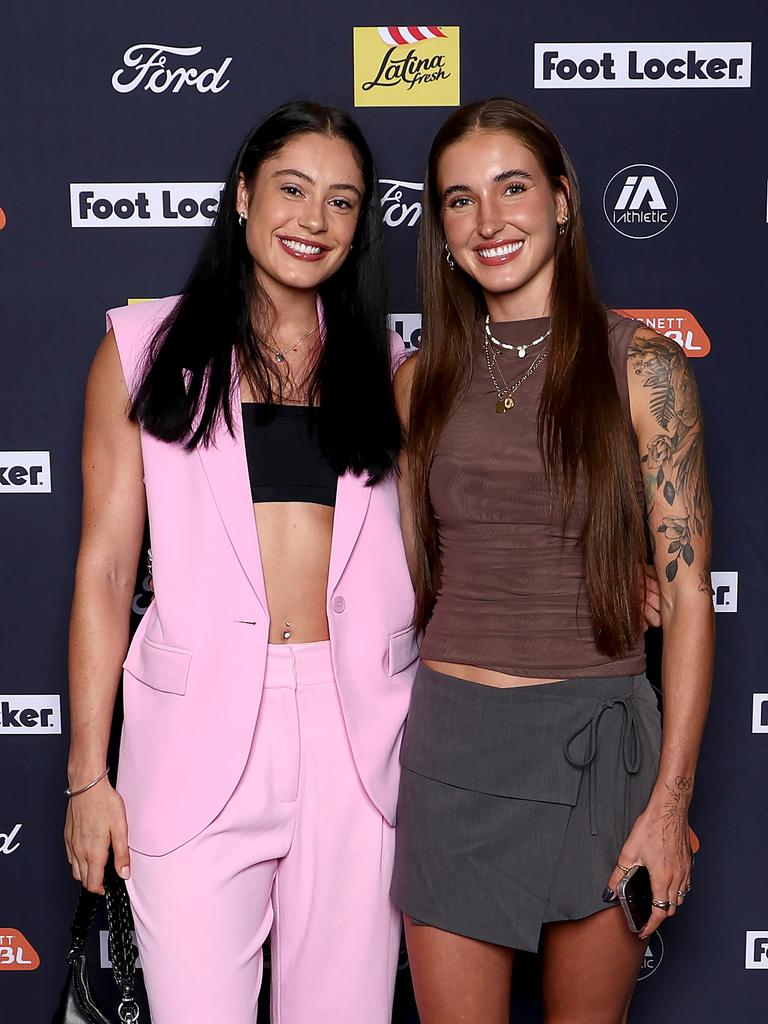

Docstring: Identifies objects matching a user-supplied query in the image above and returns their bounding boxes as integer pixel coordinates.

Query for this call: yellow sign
[354,26,460,107]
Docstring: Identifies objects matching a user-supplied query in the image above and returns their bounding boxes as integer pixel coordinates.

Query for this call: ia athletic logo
[603,165,678,239]
[637,932,664,980]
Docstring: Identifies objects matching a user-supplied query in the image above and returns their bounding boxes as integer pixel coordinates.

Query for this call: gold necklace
[266,320,319,364]
[483,340,548,413]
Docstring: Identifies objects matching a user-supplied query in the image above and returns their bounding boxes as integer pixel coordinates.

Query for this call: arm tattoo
[629,333,713,585]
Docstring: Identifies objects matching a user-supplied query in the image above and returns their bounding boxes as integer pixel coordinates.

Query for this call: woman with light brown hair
[391,98,713,1023]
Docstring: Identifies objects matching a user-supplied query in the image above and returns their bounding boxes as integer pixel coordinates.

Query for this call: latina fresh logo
[603,165,678,239]
[354,26,460,107]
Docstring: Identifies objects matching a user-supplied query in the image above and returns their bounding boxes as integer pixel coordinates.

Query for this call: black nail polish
[602,887,616,902]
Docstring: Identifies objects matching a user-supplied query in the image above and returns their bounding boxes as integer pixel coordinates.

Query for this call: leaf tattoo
[631,332,712,582]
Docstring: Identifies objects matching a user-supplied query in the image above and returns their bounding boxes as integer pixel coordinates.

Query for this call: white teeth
[478,241,524,258]
[282,238,322,255]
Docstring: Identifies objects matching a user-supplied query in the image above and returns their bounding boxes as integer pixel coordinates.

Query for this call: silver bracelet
[66,766,110,798]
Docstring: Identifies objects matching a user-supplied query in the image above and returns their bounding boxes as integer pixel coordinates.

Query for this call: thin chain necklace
[484,314,551,359]
[265,320,319,364]
[483,339,548,413]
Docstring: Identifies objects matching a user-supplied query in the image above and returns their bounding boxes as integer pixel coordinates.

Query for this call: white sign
[388,313,422,351]
[746,932,768,969]
[70,183,224,227]
[711,571,738,613]
[534,43,751,89]
[752,695,768,734]
[0,453,51,493]
[0,696,61,734]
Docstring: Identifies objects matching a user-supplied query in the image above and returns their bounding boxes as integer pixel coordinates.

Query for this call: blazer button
[331,596,346,613]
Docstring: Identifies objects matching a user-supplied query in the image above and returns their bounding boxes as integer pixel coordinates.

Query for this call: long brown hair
[409,97,645,655]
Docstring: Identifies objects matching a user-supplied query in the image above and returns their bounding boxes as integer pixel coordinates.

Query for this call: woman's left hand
[605,787,693,941]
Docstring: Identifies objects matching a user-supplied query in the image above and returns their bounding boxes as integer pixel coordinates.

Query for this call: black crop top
[242,403,338,507]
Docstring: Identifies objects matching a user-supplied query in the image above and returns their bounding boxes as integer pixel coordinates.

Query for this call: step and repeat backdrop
[1,2,766,1021]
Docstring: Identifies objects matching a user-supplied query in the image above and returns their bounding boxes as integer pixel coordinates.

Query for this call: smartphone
[616,865,652,933]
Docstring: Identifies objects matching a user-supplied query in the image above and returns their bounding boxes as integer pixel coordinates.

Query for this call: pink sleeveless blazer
[107,296,417,855]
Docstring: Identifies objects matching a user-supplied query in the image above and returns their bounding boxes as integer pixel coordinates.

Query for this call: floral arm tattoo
[628,329,713,591]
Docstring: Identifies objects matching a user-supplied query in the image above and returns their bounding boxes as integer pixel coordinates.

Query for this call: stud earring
[238,213,246,226]
[444,242,455,270]
[558,216,569,236]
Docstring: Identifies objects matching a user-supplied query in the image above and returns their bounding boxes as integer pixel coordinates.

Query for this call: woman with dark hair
[391,97,713,1023]
[64,100,416,1023]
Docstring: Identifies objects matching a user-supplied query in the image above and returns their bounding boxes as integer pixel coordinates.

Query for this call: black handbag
[51,860,140,1024]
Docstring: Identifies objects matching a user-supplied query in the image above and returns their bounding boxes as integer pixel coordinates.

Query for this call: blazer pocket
[387,626,419,677]
[123,636,192,695]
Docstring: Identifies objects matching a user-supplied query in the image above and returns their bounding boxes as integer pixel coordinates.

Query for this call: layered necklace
[483,340,548,413]
[482,316,551,414]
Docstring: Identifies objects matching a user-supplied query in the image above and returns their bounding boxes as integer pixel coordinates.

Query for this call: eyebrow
[442,168,534,199]
[272,168,362,198]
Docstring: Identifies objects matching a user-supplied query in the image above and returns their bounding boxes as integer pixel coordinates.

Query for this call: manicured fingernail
[602,887,616,902]
[119,866,130,879]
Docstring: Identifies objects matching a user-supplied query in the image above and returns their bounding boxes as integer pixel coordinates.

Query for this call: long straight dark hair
[409,97,645,654]
[131,100,399,484]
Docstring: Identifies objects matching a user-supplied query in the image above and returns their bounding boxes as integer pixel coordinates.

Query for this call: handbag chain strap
[103,863,140,1023]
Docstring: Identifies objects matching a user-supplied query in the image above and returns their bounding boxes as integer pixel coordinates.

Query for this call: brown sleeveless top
[420,312,646,679]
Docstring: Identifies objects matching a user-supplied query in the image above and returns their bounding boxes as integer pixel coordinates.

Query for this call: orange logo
[0,928,40,970]
[0,207,6,230]
[616,308,710,357]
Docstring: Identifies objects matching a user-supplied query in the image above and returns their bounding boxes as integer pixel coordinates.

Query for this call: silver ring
[651,899,672,910]
[677,890,686,898]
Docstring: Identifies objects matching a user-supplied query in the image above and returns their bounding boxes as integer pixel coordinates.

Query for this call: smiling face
[438,129,569,320]
[236,132,365,300]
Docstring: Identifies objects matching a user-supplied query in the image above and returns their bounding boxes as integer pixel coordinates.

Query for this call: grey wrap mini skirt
[390,664,662,952]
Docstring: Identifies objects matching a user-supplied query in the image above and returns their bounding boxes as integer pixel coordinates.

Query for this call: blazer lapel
[197,398,269,616]
[327,470,372,598]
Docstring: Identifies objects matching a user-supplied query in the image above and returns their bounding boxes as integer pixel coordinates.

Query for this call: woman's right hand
[64,776,131,894]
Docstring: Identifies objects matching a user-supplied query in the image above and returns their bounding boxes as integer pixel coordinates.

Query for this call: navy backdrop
[1,2,766,1021]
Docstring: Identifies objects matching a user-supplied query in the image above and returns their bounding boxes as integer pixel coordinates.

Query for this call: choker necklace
[484,314,551,359]
[267,320,319,364]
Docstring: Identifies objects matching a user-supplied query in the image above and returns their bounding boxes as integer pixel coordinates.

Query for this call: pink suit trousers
[127,641,401,1023]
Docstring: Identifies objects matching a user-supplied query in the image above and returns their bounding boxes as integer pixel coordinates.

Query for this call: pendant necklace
[266,320,319,364]
[484,314,551,359]
[483,339,548,414]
